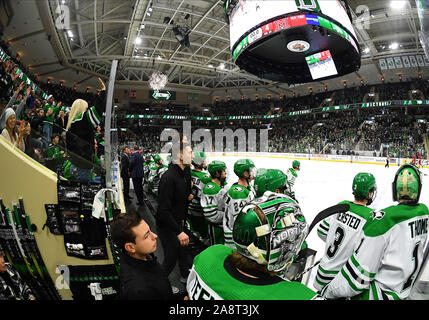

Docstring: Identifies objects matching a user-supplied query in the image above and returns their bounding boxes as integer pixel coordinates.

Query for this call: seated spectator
[1,108,25,152]
[110,211,175,300]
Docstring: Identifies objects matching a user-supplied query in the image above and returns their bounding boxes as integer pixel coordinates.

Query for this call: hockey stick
[292,203,351,281]
[18,198,62,300]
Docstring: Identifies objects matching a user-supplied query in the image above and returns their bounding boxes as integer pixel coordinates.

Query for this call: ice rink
[207,155,429,291]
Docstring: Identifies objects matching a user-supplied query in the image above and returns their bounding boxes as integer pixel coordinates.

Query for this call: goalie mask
[232,197,308,274]
[392,164,422,203]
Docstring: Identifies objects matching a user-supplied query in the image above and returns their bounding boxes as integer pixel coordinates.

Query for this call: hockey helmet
[208,160,227,178]
[192,151,207,167]
[292,160,300,170]
[254,169,287,198]
[234,159,256,179]
[233,196,308,274]
[392,164,422,203]
[153,154,162,164]
[352,173,377,205]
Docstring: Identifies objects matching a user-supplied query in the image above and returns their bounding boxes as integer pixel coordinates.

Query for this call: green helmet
[208,160,226,178]
[233,196,308,274]
[153,154,162,163]
[392,164,422,203]
[192,151,206,166]
[234,159,256,178]
[292,160,300,170]
[145,153,152,160]
[352,173,377,205]
[254,169,287,197]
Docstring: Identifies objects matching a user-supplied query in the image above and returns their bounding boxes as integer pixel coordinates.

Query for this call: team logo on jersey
[370,210,386,220]
[234,186,244,192]
[206,184,215,189]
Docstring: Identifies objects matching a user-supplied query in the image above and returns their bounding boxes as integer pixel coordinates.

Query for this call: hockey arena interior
[1,0,429,302]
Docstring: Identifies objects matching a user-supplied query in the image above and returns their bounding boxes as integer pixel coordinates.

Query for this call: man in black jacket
[110,212,174,300]
[120,146,132,201]
[129,146,144,205]
[156,140,193,289]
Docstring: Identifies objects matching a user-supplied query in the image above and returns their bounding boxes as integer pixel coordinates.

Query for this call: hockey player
[186,196,321,300]
[148,154,168,196]
[285,160,300,201]
[321,164,429,300]
[143,153,152,182]
[187,151,212,242]
[223,159,257,248]
[314,172,377,292]
[200,160,228,245]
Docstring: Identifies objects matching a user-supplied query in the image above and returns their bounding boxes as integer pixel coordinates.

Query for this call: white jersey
[200,182,228,226]
[223,183,256,248]
[322,203,429,300]
[285,168,298,198]
[314,201,374,292]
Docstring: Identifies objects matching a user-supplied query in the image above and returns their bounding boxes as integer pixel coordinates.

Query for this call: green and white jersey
[314,201,374,292]
[285,168,298,198]
[223,183,256,248]
[200,181,228,245]
[200,181,228,226]
[322,203,429,300]
[143,161,153,181]
[189,170,212,217]
[187,245,320,300]
[148,163,168,195]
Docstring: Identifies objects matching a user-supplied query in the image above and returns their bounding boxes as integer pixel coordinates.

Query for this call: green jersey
[314,201,374,292]
[322,203,429,300]
[148,163,168,195]
[223,183,256,248]
[200,181,228,245]
[45,143,62,159]
[187,245,320,300]
[189,170,212,217]
[143,161,153,182]
[187,170,212,242]
[43,104,58,126]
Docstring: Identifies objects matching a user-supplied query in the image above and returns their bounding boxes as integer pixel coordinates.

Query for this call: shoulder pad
[228,185,250,199]
[203,182,221,195]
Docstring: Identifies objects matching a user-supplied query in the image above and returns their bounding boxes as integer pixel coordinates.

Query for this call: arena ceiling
[3,0,429,98]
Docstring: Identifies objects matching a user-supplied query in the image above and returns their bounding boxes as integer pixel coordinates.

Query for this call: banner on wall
[410,55,418,67]
[379,58,388,70]
[394,57,403,68]
[402,56,411,68]
[417,55,425,67]
[387,57,395,69]
[129,89,136,99]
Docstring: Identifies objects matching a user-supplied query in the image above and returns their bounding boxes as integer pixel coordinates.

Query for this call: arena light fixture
[391,0,407,10]
[135,37,142,45]
[389,42,399,50]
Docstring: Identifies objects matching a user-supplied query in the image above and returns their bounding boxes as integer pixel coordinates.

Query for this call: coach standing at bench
[156,138,193,292]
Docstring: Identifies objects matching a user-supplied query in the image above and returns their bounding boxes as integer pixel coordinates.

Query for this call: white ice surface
[206,155,429,291]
